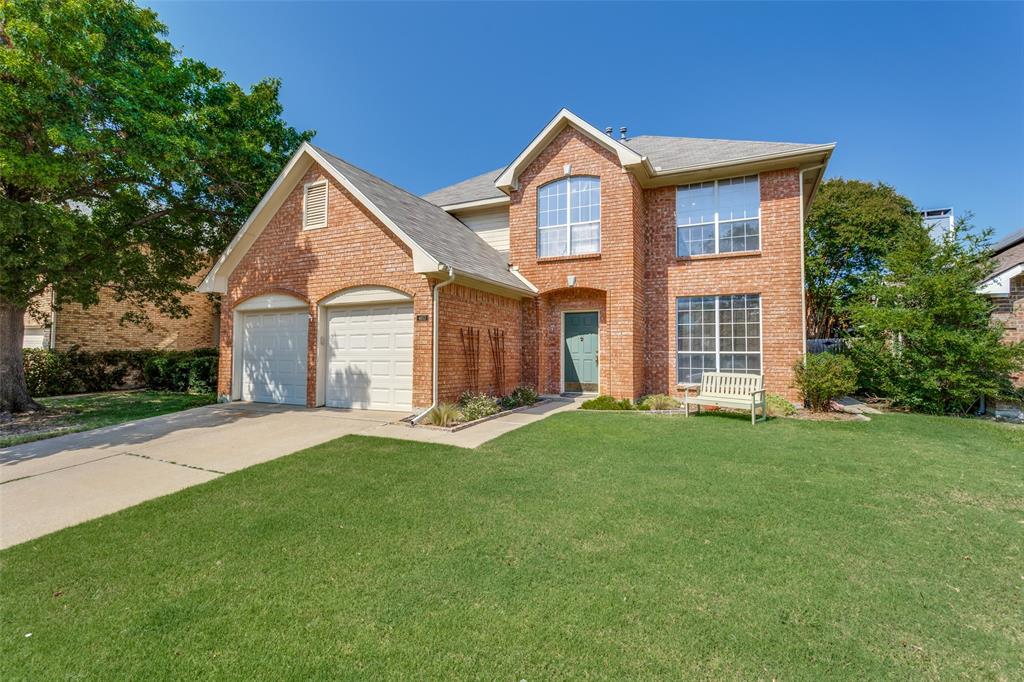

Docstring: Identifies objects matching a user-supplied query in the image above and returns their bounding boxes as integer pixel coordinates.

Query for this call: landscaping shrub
[580,395,634,411]
[637,394,679,411]
[458,392,501,422]
[425,403,462,427]
[23,347,217,397]
[142,350,218,393]
[766,394,797,417]
[793,353,858,411]
[498,385,540,410]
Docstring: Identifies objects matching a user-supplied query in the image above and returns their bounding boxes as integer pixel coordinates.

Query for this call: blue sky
[145,1,1023,240]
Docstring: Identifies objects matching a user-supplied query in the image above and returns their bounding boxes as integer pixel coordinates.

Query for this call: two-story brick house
[200,109,833,412]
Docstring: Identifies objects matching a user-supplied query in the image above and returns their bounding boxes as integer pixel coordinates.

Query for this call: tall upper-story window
[537,176,601,258]
[676,175,760,257]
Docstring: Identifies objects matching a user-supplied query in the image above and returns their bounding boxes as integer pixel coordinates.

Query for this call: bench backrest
[699,372,763,398]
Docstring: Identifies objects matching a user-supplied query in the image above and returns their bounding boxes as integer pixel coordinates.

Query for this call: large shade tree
[804,178,921,339]
[0,0,312,412]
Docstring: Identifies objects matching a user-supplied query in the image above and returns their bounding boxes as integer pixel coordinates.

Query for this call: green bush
[458,392,501,422]
[793,353,858,411]
[23,347,216,397]
[844,219,1024,414]
[425,403,462,427]
[637,394,679,411]
[580,395,634,411]
[498,385,539,410]
[142,350,218,393]
[766,394,797,417]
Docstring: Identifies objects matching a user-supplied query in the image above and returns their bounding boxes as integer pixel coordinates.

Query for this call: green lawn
[2,412,1021,679]
[0,391,216,447]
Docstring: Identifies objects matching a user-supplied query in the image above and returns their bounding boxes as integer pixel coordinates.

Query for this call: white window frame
[675,294,763,385]
[676,175,760,257]
[303,180,329,230]
[537,176,601,258]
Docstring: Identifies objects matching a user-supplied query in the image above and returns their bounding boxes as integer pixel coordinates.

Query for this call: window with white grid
[537,176,600,257]
[676,294,761,383]
[676,175,760,257]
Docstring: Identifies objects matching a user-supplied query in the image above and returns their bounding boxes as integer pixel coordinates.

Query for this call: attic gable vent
[303,180,328,230]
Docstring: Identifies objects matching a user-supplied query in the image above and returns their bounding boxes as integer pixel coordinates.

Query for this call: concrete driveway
[0,403,406,549]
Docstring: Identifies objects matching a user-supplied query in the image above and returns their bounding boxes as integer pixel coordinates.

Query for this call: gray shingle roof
[992,227,1024,255]
[422,167,506,207]
[313,147,531,293]
[423,135,829,207]
[623,135,827,173]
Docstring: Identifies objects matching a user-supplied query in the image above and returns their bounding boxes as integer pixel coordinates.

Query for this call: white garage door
[240,310,308,405]
[326,303,413,411]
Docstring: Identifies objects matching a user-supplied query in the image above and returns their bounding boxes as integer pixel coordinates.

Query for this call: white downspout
[412,264,456,424]
[799,164,826,358]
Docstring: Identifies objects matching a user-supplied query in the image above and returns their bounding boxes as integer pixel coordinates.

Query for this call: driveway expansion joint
[122,452,226,475]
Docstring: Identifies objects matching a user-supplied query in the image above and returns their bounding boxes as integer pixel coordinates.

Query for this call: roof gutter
[411,264,456,424]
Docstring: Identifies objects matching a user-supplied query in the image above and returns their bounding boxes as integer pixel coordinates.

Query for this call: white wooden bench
[681,372,767,425]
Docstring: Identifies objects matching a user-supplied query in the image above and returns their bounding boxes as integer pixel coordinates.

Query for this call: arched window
[537,176,600,257]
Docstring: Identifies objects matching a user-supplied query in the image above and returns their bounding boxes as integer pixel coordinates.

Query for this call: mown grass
[1,411,1021,679]
[0,391,215,447]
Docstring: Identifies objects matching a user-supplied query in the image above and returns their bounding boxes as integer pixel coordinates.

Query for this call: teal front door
[564,311,599,393]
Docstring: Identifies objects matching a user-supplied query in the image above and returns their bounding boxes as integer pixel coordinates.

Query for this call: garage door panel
[326,302,413,411]
[240,310,308,406]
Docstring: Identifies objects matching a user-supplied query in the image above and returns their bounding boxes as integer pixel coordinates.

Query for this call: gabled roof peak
[493,108,646,193]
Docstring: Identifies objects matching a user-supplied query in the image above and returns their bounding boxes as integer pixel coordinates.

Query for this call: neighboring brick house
[200,109,834,412]
[22,273,218,352]
[979,228,1024,387]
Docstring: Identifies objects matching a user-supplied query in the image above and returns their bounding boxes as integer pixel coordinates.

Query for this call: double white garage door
[240,301,413,411]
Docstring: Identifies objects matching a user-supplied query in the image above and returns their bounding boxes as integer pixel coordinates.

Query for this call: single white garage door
[326,303,413,411]
[240,310,308,405]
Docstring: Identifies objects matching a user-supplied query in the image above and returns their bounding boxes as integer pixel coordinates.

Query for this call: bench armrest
[751,388,767,398]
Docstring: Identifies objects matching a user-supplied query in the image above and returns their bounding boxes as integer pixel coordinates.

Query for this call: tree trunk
[0,297,42,413]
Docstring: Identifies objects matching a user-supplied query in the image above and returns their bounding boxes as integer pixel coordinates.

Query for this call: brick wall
[991,273,1024,386]
[506,125,805,401]
[643,169,805,402]
[508,126,646,397]
[53,271,217,352]
[221,163,434,407]
[437,283,523,400]
[220,162,523,408]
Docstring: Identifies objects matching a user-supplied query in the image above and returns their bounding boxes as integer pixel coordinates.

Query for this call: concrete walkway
[0,398,575,549]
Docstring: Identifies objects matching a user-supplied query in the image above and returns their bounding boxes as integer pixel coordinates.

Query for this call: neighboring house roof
[200,143,534,295]
[978,228,1024,296]
[991,227,1024,257]
[424,108,834,209]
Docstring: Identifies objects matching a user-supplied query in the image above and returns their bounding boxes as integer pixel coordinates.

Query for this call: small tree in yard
[0,0,312,412]
[845,217,1024,415]
[804,179,921,339]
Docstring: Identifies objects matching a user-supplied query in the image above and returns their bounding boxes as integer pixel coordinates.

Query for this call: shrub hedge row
[23,347,218,397]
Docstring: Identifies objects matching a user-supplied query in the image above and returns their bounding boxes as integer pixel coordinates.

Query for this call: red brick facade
[217,127,808,409]
[509,126,805,402]
[25,277,218,352]
[510,127,647,397]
